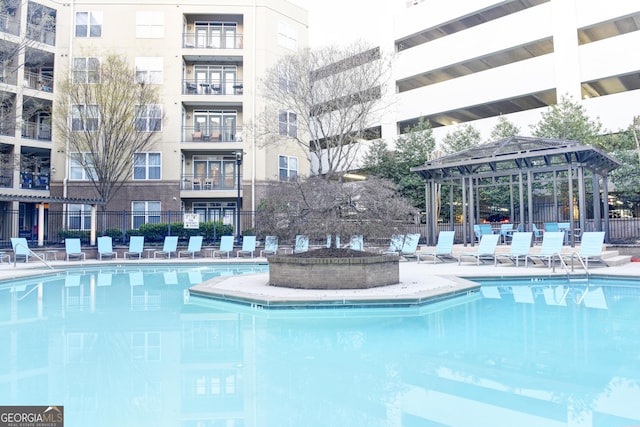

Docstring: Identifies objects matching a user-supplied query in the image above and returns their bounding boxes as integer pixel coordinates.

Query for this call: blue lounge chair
[349,235,364,251]
[458,234,500,265]
[564,231,606,269]
[260,236,279,257]
[498,223,514,244]
[399,233,421,260]
[65,238,86,261]
[382,234,405,255]
[97,236,117,260]
[294,235,309,253]
[179,236,203,258]
[494,232,532,267]
[417,231,455,263]
[154,236,178,259]
[213,235,234,258]
[11,237,34,263]
[124,236,145,259]
[237,236,257,258]
[526,231,564,268]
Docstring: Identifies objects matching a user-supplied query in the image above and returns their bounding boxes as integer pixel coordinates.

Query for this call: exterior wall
[47,0,309,220]
[383,0,640,148]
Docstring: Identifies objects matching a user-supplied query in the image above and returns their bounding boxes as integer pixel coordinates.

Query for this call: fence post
[121,210,127,244]
[168,210,171,236]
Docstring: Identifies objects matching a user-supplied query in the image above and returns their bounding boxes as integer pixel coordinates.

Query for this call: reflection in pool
[1,268,639,426]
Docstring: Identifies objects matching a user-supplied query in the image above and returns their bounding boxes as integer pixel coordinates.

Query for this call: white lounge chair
[399,233,421,260]
[494,232,532,267]
[97,236,118,260]
[381,234,405,255]
[349,235,364,251]
[294,235,309,253]
[179,236,203,258]
[65,238,86,261]
[124,236,145,259]
[154,236,178,259]
[213,235,234,258]
[237,236,256,258]
[417,231,455,263]
[457,234,499,265]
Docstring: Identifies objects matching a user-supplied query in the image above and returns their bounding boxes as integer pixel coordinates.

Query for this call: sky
[287,0,401,47]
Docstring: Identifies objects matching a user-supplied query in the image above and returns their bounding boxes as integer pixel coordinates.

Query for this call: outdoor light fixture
[235,151,243,244]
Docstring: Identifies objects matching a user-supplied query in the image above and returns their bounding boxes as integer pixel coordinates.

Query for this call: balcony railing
[23,71,54,92]
[183,126,242,143]
[21,122,51,141]
[182,33,243,49]
[20,172,49,190]
[183,79,243,95]
[26,24,56,46]
[0,13,20,36]
[181,174,240,191]
[0,69,18,86]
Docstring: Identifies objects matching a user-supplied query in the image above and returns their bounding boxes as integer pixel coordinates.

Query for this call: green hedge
[125,221,234,243]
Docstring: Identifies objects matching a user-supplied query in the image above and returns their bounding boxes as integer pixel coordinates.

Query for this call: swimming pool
[1,266,639,426]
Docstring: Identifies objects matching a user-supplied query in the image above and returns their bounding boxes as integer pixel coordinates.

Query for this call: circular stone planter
[268,254,400,289]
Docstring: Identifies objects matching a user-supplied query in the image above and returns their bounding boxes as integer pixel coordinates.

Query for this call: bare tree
[255,176,419,247]
[53,53,164,208]
[257,41,393,179]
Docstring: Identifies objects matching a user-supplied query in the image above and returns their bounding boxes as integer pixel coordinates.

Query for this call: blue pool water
[1,266,639,427]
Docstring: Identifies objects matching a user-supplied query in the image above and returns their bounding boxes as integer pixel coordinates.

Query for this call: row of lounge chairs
[414,230,606,268]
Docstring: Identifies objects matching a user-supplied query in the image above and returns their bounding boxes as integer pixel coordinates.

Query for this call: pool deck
[1,247,638,308]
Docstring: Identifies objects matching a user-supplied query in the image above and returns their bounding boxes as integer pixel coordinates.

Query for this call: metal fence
[2,208,639,250]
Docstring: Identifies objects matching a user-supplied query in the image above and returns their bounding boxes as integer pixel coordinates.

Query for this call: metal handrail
[13,242,55,270]
[552,251,589,279]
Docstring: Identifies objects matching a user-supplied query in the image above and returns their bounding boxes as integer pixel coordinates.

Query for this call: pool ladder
[552,252,589,281]
[13,242,55,270]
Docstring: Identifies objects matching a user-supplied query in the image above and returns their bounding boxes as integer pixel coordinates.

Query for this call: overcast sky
[288,0,401,47]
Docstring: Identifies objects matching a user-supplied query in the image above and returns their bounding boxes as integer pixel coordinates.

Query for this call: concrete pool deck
[0,249,635,308]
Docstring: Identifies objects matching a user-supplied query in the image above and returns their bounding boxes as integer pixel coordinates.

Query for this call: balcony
[0,13,20,36]
[23,71,54,93]
[183,80,243,96]
[21,122,51,141]
[180,174,239,191]
[183,126,242,143]
[183,33,243,50]
[20,172,49,190]
[26,24,55,46]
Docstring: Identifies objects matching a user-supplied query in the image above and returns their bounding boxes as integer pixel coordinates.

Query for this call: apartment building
[381,0,640,147]
[0,0,309,242]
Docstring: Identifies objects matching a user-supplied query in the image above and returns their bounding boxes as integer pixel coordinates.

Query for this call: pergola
[411,136,620,246]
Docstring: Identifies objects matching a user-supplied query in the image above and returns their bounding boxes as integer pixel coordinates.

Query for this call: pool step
[604,254,632,267]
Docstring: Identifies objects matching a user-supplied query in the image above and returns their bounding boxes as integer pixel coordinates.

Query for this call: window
[278,63,297,93]
[278,110,297,137]
[131,332,161,361]
[67,204,91,230]
[135,105,162,131]
[75,11,102,37]
[277,21,297,50]
[136,11,164,38]
[71,105,99,131]
[73,57,100,83]
[135,57,163,84]
[279,155,298,181]
[69,153,96,180]
[132,201,161,229]
[133,152,161,180]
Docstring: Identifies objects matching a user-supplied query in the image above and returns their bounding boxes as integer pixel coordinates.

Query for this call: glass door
[224,70,235,95]
[223,115,235,142]
[224,27,236,48]
[209,26,221,48]
[223,162,235,190]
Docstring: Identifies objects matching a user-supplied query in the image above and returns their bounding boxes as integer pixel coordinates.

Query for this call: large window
[278,110,297,138]
[279,155,298,181]
[132,201,161,229]
[133,152,161,180]
[73,57,100,83]
[69,153,96,180]
[135,57,163,84]
[71,105,99,131]
[75,11,102,38]
[277,21,297,50]
[135,105,162,131]
[194,22,237,49]
[136,11,164,38]
[67,204,91,230]
[193,110,237,141]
